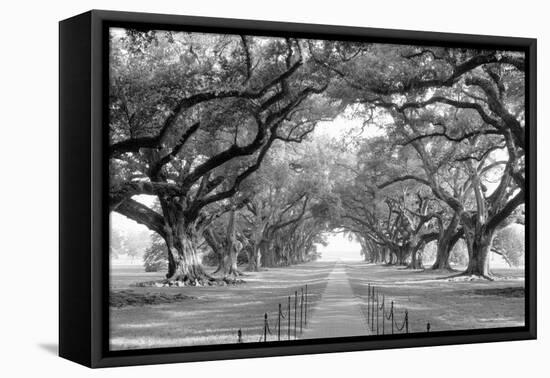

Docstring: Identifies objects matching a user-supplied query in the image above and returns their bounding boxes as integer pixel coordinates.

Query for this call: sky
[315,232,362,261]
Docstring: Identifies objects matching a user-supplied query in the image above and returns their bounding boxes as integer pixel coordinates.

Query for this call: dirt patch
[462,287,525,298]
[110,290,196,308]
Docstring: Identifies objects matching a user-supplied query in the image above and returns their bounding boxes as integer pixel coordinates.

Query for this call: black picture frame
[59,9,537,368]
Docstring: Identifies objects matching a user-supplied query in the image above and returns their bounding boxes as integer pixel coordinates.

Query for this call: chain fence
[236,281,431,343]
[237,284,309,343]
[363,283,431,335]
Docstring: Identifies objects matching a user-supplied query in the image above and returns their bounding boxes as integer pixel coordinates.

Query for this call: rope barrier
[265,313,274,336]
[363,285,416,336]
[384,301,393,321]
[393,310,408,332]
[237,281,424,343]
[239,285,310,343]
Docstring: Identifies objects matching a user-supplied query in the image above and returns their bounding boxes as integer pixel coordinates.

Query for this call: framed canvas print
[59,10,536,368]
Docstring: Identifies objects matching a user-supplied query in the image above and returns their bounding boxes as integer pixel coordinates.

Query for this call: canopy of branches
[109,28,526,282]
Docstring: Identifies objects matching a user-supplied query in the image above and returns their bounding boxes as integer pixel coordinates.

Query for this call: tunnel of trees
[109,29,526,285]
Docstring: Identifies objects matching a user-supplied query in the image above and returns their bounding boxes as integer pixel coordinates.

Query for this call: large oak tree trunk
[202,229,224,274]
[203,227,242,280]
[387,248,396,264]
[247,244,261,271]
[164,226,212,286]
[220,245,240,279]
[261,243,276,267]
[432,214,460,270]
[396,246,408,265]
[220,210,243,280]
[463,226,495,277]
[432,236,453,270]
[408,243,424,269]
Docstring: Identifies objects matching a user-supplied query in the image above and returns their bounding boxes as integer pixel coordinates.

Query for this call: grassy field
[110,262,333,350]
[110,260,525,350]
[345,262,525,334]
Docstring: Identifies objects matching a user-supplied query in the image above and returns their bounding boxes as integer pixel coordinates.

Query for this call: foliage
[493,224,525,267]
[108,29,526,278]
[143,234,168,272]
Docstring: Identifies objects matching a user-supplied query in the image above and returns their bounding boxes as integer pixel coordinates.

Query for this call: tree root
[429,266,458,272]
[443,271,495,282]
[134,273,245,287]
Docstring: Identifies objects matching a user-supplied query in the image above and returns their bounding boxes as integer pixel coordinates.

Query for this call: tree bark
[407,243,424,269]
[432,236,453,270]
[463,225,495,277]
[247,244,261,271]
[202,228,224,274]
[261,242,276,267]
[220,210,243,280]
[164,225,212,285]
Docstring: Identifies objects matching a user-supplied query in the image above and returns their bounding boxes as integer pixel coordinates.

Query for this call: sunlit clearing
[316,233,362,261]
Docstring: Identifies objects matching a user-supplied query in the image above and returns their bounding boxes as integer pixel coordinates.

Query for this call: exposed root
[429,266,458,273]
[233,269,246,277]
[442,271,495,282]
[134,273,245,287]
[220,276,246,285]
[110,290,195,307]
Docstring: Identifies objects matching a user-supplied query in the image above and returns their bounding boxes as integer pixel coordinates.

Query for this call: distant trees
[143,233,168,272]
[110,226,150,261]
[492,224,525,267]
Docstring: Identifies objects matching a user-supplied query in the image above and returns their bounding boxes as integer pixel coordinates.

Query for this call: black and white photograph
[108,25,528,351]
[2,0,547,375]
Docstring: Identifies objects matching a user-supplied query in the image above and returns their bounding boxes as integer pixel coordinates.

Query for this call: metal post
[264,313,268,342]
[238,329,242,343]
[376,293,379,335]
[381,295,385,335]
[300,288,304,333]
[278,303,281,341]
[391,301,394,334]
[405,310,409,334]
[371,287,375,330]
[294,291,297,339]
[288,296,291,340]
[367,284,370,324]
[305,285,308,325]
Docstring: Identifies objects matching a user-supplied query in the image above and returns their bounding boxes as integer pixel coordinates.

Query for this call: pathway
[300,261,370,339]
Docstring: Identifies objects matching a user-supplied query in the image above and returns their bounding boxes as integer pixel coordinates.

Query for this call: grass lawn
[110,260,525,350]
[110,262,333,350]
[345,262,525,334]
